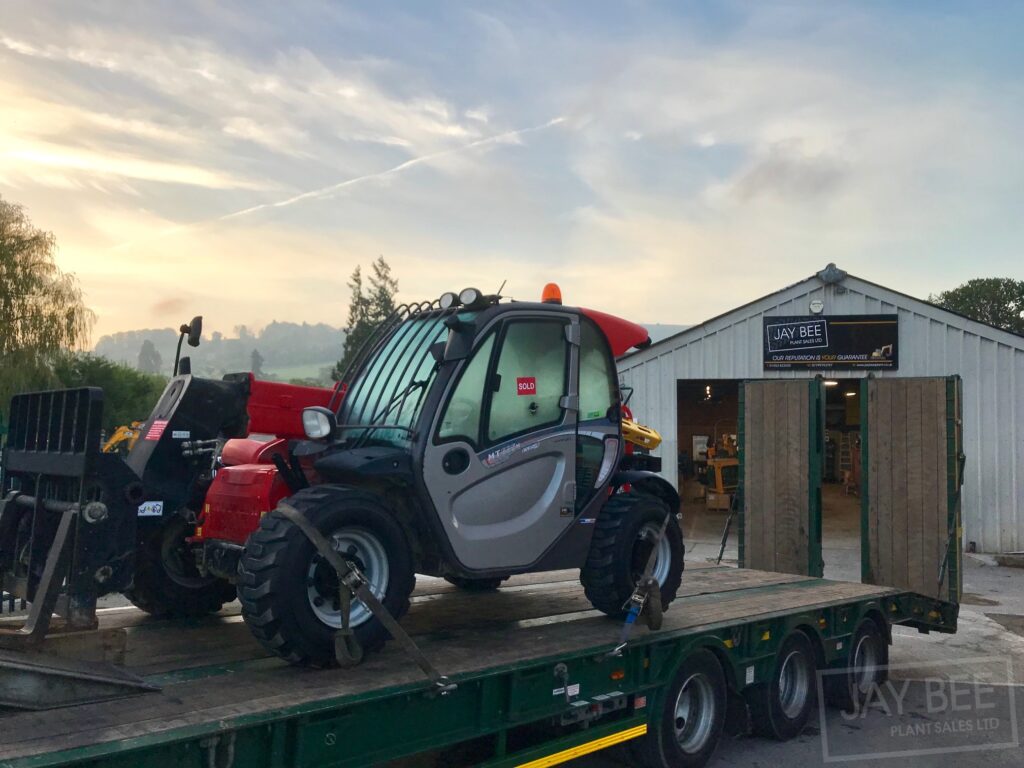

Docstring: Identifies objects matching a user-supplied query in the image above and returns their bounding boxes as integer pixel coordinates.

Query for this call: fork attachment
[0,388,142,646]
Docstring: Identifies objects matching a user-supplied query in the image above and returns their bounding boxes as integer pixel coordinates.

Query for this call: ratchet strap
[276,502,456,695]
[608,512,670,657]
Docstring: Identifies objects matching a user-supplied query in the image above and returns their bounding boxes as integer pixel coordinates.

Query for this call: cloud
[3,1,1022,342]
[151,297,187,316]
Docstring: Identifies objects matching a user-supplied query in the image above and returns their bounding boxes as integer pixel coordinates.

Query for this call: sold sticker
[516,377,537,396]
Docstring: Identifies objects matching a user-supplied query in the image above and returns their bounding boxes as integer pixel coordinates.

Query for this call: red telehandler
[1,287,684,678]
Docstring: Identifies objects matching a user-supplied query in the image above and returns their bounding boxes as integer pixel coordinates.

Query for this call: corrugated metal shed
[618,265,1024,554]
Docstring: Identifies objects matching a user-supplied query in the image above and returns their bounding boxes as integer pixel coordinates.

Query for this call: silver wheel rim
[778,649,811,718]
[852,633,880,694]
[306,527,389,628]
[638,521,673,585]
[674,672,717,753]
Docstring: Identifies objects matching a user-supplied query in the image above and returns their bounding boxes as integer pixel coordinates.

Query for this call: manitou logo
[516,377,537,396]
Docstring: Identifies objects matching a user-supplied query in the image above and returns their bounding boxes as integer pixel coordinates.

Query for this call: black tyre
[747,631,818,740]
[580,491,684,619]
[633,649,727,768]
[238,485,415,667]
[444,575,506,591]
[825,618,888,711]
[125,515,236,618]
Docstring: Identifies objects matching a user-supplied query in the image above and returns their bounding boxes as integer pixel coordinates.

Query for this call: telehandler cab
[0,286,684,670]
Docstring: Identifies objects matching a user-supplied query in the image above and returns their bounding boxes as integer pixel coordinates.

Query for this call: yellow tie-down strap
[514,723,647,768]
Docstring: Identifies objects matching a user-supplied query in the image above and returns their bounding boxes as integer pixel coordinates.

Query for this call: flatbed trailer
[0,563,956,768]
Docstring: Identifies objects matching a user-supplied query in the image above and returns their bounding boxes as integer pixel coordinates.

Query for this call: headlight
[459,287,482,307]
[302,406,337,440]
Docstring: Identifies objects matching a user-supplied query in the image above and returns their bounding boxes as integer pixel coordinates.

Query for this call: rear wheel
[580,491,684,619]
[238,486,415,667]
[747,631,818,740]
[444,575,506,591]
[826,618,888,711]
[632,649,727,768]
[125,515,236,618]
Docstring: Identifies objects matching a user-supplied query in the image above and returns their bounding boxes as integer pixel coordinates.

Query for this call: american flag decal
[145,419,169,441]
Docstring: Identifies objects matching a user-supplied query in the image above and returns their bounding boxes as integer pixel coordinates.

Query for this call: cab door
[423,314,579,570]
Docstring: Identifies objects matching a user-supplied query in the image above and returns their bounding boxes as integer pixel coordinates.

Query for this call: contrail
[111,116,566,250]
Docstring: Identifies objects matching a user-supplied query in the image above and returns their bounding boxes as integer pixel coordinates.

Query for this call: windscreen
[336,314,450,447]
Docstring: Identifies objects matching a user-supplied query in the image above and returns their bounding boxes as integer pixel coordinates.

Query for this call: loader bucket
[0,388,142,646]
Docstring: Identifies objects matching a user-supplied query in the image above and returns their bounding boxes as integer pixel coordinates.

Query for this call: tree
[332,258,399,380]
[930,278,1024,335]
[0,196,94,415]
[51,354,167,433]
[137,339,164,374]
[251,348,265,377]
[368,256,398,323]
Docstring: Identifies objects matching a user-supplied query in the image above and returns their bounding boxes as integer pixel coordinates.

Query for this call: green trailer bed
[0,565,955,768]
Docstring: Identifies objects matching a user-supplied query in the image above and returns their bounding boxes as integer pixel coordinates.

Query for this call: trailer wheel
[633,649,726,768]
[125,515,236,618]
[747,631,818,740]
[826,618,888,712]
[580,491,684,619]
[238,486,415,667]
[443,575,506,591]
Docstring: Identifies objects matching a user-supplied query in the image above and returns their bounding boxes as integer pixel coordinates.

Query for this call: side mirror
[187,316,203,347]
[302,406,337,440]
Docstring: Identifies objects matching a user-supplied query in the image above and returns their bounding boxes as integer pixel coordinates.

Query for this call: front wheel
[580,491,684,618]
[238,486,415,667]
[124,515,236,618]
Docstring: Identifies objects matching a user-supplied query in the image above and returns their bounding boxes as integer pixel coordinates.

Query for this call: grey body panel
[422,314,580,571]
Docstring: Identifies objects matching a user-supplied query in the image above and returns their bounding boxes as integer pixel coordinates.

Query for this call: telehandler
[0,285,684,670]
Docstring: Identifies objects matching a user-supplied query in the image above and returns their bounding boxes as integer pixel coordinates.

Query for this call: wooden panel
[865,377,950,599]
[741,380,813,575]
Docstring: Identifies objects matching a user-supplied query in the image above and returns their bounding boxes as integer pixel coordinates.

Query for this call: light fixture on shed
[823,380,839,387]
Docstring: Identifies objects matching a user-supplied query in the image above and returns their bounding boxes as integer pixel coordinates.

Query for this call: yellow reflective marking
[723,639,734,648]
[514,724,647,768]
[761,630,771,641]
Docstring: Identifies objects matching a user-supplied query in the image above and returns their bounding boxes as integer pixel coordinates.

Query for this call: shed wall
[619,276,1024,553]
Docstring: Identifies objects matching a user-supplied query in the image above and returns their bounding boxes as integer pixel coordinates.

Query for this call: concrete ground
[576,483,1024,767]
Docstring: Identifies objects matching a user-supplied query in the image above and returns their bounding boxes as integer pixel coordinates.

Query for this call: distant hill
[94,321,345,384]
[94,320,690,385]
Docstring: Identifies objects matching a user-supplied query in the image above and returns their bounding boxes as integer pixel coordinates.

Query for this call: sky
[2,1,1022,341]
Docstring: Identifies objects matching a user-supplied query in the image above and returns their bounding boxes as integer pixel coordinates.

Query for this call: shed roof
[627,264,1024,361]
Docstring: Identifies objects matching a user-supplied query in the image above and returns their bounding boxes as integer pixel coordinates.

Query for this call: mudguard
[610,470,680,512]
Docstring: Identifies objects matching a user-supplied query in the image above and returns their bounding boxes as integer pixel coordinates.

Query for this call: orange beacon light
[541,283,562,305]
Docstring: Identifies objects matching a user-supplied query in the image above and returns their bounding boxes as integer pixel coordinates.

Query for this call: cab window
[437,332,496,444]
[487,321,568,444]
[578,320,617,421]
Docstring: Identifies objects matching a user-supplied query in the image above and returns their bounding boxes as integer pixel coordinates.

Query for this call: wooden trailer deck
[0,565,904,765]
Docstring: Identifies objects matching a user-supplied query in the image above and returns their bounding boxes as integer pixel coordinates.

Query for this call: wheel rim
[634,521,673,586]
[673,672,717,753]
[852,632,881,694]
[778,648,811,719]
[307,527,389,628]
